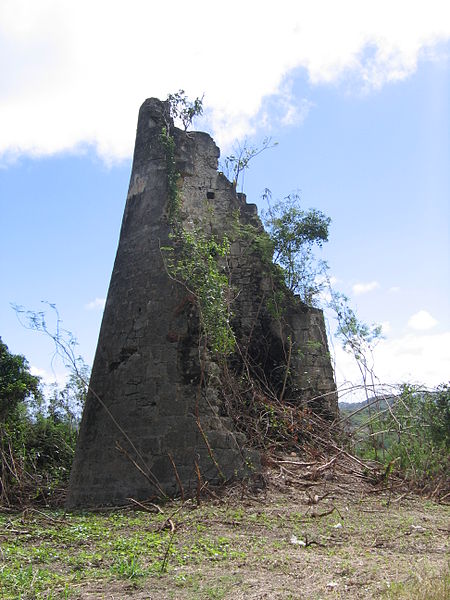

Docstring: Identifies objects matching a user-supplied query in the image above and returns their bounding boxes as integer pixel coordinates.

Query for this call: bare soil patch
[1,458,448,599]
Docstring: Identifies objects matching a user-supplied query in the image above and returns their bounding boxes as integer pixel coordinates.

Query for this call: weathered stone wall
[67,98,337,507]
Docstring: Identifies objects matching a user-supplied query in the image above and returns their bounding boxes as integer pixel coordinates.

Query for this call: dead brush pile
[220,370,449,505]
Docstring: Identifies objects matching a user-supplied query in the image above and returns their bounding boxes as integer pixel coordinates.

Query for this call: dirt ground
[70,459,449,600]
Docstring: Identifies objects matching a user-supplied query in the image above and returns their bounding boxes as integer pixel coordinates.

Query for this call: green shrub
[387,384,449,485]
[352,384,449,492]
[0,337,82,507]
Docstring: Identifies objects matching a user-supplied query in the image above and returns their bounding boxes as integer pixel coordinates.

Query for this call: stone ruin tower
[67,99,337,507]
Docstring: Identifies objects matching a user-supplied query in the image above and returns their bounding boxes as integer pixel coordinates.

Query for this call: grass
[0,508,247,599]
[0,483,448,599]
[382,565,450,599]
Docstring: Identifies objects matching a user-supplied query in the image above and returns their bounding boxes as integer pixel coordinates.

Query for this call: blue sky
[1,1,449,398]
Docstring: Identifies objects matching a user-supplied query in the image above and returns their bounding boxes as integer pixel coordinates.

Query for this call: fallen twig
[304,534,326,548]
[168,453,185,502]
[1,528,30,535]
[316,455,339,472]
[156,504,185,533]
[160,529,177,574]
[275,460,318,467]
[22,508,69,525]
[127,497,163,514]
[309,505,342,519]
[391,492,409,503]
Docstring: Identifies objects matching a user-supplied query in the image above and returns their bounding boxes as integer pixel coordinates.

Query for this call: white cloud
[388,286,401,293]
[30,365,68,387]
[333,330,450,396]
[352,281,380,295]
[280,98,312,127]
[0,1,449,160]
[380,321,391,334]
[85,297,106,311]
[407,309,438,331]
[264,80,315,128]
[374,331,450,386]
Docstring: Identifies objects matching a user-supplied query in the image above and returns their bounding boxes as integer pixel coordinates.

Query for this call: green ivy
[159,94,236,358]
[162,229,235,357]
[160,127,181,223]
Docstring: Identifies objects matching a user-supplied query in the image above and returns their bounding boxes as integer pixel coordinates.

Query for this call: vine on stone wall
[160,93,235,357]
[159,93,339,462]
[162,230,235,356]
[160,126,181,224]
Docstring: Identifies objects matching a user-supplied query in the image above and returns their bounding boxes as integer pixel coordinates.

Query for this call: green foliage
[0,337,40,420]
[266,290,286,320]
[110,555,146,579]
[0,507,249,598]
[305,339,323,353]
[348,384,449,490]
[231,209,274,266]
[0,338,75,506]
[262,190,330,305]
[162,230,235,356]
[1,316,89,507]
[160,93,235,358]
[385,384,449,484]
[1,403,78,507]
[159,93,237,357]
[167,89,204,131]
[47,365,89,428]
[18,411,76,481]
[160,126,181,222]
[161,89,203,222]
[329,291,382,359]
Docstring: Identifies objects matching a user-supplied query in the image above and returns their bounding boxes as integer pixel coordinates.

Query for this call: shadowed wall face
[67,98,336,508]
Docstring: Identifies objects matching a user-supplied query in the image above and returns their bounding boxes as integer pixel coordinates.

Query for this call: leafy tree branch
[221,137,277,192]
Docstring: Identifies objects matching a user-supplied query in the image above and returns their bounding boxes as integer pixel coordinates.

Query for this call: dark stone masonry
[67,98,337,507]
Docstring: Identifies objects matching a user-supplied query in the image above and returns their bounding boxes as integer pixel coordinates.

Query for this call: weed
[382,565,450,599]
[0,493,448,599]
[109,555,146,580]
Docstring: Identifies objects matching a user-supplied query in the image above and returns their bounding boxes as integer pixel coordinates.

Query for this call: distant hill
[339,395,395,412]
[339,396,396,429]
